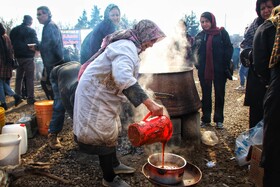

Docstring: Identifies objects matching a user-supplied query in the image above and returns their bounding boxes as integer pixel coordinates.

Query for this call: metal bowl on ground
[147,153,187,184]
[142,162,202,186]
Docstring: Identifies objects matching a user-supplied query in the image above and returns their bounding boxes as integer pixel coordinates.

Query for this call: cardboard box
[248,145,263,187]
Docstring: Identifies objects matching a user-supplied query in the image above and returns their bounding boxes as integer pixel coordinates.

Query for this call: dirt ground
[1,70,254,187]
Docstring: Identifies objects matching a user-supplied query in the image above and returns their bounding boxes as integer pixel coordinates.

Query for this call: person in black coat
[192,12,233,129]
[10,15,40,104]
[0,23,23,110]
[243,0,280,128]
[50,61,80,120]
[253,5,280,186]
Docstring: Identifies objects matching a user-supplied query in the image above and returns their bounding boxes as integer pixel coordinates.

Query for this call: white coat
[73,39,140,147]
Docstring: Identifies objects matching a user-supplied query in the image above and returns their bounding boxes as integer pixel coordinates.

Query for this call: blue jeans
[0,78,15,103]
[239,64,248,86]
[48,71,65,134]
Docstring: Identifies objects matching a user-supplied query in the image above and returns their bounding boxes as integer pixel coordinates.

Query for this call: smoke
[139,20,192,73]
[122,20,197,153]
[131,84,169,123]
[131,20,193,122]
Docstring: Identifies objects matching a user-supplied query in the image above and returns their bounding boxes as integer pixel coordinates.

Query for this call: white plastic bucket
[1,124,28,155]
[0,133,21,166]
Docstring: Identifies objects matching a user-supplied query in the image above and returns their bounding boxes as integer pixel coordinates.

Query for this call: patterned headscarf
[201,12,224,82]
[268,5,280,68]
[78,19,166,80]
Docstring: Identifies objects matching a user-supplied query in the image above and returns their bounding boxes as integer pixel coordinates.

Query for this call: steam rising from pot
[140,20,193,74]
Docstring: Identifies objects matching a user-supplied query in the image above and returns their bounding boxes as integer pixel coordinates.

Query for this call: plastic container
[0,107,5,133]
[201,131,219,146]
[17,114,38,139]
[235,120,264,166]
[2,124,28,155]
[34,100,53,136]
[0,133,21,166]
[128,112,173,147]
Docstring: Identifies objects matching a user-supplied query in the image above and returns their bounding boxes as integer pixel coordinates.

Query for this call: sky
[1,0,257,35]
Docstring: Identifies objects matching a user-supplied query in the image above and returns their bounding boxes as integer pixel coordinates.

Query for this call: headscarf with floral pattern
[78,19,166,80]
[268,5,280,68]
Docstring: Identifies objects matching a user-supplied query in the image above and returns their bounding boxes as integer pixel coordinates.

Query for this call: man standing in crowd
[72,43,80,62]
[37,6,64,100]
[10,15,39,105]
[37,6,65,149]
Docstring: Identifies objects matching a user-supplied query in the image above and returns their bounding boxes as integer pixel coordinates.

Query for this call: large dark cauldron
[139,66,201,117]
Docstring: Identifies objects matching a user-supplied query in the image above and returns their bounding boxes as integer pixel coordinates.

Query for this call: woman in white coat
[73,19,166,187]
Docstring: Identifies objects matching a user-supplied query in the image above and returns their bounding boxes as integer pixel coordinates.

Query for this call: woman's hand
[143,98,164,116]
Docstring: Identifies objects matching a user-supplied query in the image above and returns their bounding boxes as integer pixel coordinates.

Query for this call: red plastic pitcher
[128,112,173,147]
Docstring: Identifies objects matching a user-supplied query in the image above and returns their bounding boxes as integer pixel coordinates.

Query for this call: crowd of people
[1,4,166,187]
[253,2,280,186]
[1,1,280,186]
[233,0,280,185]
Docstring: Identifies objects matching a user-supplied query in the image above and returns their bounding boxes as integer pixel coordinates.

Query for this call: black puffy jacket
[50,61,81,119]
[10,23,39,58]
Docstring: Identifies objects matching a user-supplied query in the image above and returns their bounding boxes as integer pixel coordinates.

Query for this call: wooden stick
[32,170,71,184]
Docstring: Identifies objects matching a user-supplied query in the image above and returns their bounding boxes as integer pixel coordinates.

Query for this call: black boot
[0,102,8,110]
[27,98,37,105]
[14,94,23,107]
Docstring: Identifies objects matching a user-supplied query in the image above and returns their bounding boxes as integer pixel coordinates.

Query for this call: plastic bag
[201,131,219,146]
[235,120,263,166]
